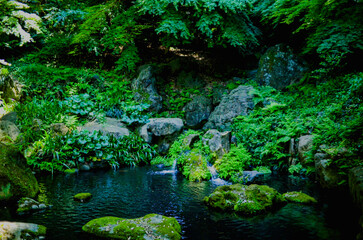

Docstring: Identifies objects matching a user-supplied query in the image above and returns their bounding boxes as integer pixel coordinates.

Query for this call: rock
[0,73,23,103]
[82,214,181,240]
[74,193,92,202]
[17,197,51,214]
[139,118,184,154]
[132,65,163,113]
[183,95,212,129]
[257,44,307,90]
[0,120,20,143]
[202,129,231,159]
[349,167,363,240]
[80,117,129,138]
[0,144,39,201]
[282,191,317,204]
[314,145,344,189]
[50,123,69,135]
[0,221,46,240]
[212,87,229,106]
[204,85,254,131]
[179,149,211,182]
[204,184,286,215]
[183,134,200,148]
[298,135,313,164]
[0,112,17,123]
[79,164,91,171]
[241,171,270,184]
[147,118,183,137]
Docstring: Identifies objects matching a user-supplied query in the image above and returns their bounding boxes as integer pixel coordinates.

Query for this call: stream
[0,166,359,239]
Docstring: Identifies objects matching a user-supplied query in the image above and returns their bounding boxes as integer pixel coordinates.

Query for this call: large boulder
[204,184,286,215]
[256,44,307,90]
[0,112,17,124]
[0,144,39,201]
[0,120,21,143]
[202,129,231,159]
[132,65,163,113]
[183,95,212,129]
[297,135,314,164]
[314,145,344,189]
[204,85,254,131]
[0,222,46,240]
[80,117,129,138]
[82,214,181,240]
[139,118,184,154]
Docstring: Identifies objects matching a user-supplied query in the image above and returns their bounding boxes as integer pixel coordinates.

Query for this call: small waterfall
[172,159,177,171]
[207,162,230,186]
[152,159,177,176]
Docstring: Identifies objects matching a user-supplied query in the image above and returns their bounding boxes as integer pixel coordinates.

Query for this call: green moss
[64,168,77,174]
[282,191,317,204]
[82,214,181,240]
[73,193,92,202]
[0,144,39,201]
[204,184,286,215]
[150,156,174,167]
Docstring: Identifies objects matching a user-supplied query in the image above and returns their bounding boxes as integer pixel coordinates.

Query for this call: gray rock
[80,117,129,138]
[0,73,23,103]
[204,85,254,131]
[242,171,270,184]
[0,221,46,240]
[202,129,231,159]
[132,65,163,113]
[298,135,313,164]
[79,164,91,171]
[139,118,184,154]
[212,87,229,106]
[0,120,20,143]
[183,134,200,148]
[183,95,212,129]
[50,123,69,135]
[257,44,307,90]
[0,112,17,123]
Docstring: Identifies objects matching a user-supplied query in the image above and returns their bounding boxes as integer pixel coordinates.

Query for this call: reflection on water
[0,166,359,240]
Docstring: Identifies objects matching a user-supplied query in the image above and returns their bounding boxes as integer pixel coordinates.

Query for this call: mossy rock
[179,149,211,182]
[0,144,39,201]
[74,193,92,202]
[204,184,286,215]
[82,214,181,240]
[17,197,51,214]
[64,168,78,174]
[282,191,317,204]
[0,221,46,240]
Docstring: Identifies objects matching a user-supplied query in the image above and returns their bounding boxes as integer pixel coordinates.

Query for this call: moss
[204,184,287,215]
[180,149,211,182]
[282,191,317,204]
[73,193,92,202]
[82,214,181,240]
[64,168,77,174]
[0,144,39,201]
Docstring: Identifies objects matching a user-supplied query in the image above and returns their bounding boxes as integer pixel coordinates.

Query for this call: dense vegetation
[0,0,362,186]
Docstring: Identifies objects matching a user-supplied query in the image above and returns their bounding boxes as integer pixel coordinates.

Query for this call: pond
[0,166,359,240]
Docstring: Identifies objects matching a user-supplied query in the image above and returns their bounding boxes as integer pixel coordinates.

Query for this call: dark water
[0,167,359,240]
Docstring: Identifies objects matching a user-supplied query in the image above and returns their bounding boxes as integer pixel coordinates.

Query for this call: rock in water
[257,44,307,90]
[204,85,254,131]
[80,117,130,138]
[17,197,52,214]
[82,214,181,240]
[282,191,317,204]
[73,193,92,202]
[0,144,39,201]
[0,221,46,240]
[132,65,163,113]
[204,184,286,215]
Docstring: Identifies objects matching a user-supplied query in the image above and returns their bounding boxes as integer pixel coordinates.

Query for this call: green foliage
[215,144,253,182]
[150,156,174,167]
[0,0,43,49]
[106,102,151,127]
[255,0,363,73]
[137,0,260,51]
[28,131,156,172]
[63,94,100,119]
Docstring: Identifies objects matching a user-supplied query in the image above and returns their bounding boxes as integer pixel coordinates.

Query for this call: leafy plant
[63,93,100,119]
[106,102,151,127]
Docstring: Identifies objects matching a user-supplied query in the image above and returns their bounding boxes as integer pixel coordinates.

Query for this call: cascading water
[152,159,178,175]
[207,162,230,186]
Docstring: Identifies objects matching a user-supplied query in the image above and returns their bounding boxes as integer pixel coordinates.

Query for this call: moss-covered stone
[73,193,92,202]
[17,197,51,214]
[82,214,181,240]
[179,149,211,182]
[282,191,317,204]
[204,184,286,215]
[0,144,39,201]
[64,168,77,174]
[0,221,46,240]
